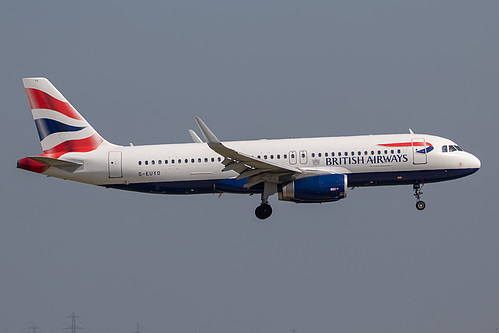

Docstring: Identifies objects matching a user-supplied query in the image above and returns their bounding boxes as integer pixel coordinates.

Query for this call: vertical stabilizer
[22,77,114,158]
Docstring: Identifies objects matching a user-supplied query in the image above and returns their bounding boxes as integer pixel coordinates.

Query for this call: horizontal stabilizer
[17,156,82,173]
[30,156,83,168]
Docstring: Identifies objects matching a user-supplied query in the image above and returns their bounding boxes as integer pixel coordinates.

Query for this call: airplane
[17,77,481,219]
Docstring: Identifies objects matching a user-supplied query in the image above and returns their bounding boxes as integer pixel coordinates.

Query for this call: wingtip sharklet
[194,117,221,144]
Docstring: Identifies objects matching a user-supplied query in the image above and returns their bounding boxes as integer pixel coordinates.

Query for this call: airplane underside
[104,167,478,195]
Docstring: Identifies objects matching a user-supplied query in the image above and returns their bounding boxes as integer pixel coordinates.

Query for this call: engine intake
[279,174,347,203]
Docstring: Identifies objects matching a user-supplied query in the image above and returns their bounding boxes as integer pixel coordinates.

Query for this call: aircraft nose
[469,154,481,170]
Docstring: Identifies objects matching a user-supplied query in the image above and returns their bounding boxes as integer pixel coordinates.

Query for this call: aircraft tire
[416,201,426,211]
[255,203,272,220]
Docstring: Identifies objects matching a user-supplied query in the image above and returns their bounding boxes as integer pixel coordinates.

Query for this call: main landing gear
[255,203,272,220]
[255,182,277,220]
[413,183,426,211]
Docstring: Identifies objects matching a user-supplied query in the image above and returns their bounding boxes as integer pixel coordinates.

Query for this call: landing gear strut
[255,182,277,220]
[413,183,426,210]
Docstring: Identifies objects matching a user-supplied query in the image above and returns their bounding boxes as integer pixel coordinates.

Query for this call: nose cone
[469,154,481,170]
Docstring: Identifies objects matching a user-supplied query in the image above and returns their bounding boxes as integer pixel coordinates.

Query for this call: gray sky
[1,1,498,332]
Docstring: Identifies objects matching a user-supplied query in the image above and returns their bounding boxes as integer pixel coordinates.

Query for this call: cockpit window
[442,144,463,153]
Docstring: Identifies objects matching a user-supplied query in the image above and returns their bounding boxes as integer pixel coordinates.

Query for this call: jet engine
[278,174,347,203]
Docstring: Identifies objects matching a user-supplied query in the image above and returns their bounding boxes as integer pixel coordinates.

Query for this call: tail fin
[22,77,113,158]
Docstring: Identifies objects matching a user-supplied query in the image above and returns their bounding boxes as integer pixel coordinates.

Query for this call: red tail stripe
[43,134,103,158]
[379,142,433,147]
[17,157,50,173]
[25,88,83,120]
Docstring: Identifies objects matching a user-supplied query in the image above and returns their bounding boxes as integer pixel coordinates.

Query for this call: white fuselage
[43,133,480,195]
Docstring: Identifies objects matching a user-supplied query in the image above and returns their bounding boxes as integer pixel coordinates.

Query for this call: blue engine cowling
[278,174,348,203]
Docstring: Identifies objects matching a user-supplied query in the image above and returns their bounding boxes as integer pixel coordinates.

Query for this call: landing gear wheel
[413,183,426,211]
[416,200,426,211]
[255,203,272,220]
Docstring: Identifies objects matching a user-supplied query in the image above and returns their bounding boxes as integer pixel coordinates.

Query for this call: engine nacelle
[278,174,347,203]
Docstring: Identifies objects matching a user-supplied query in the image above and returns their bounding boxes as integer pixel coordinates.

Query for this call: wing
[194,117,302,188]
[188,129,203,143]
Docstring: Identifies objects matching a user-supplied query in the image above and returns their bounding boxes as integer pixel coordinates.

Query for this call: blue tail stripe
[34,118,86,141]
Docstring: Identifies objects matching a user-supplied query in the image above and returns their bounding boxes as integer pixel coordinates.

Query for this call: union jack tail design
[22,77,113,158]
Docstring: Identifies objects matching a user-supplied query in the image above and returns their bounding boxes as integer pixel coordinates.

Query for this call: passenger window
[191,158,194,163]
[351,152,354,156]
[442,146,448,153]
[138,161,142,165]
[204,158,208,162]
[364,151,368,155]
[185,159,188,163]
[264,155,268,159]
[391,150,394,154]
[198,158,202,163]
[165,160,168,164]
[358,151,361,156]
[270,155,274,159]
[158,160,161,165]
[178,159,181,164]
[338,152,342,157]
[332,152,335,157]
[284,154,287,159]
[384,150,388,155]
[218,157,222,162]
[318,153,322,157]
[277,154,280,159]
[145,161,149,165]
[371,151,375,155]
[397,149,401,154]
[152,160,155,165]
[311,153,315,158]
[211,157,215,162]
[325,152,328,157]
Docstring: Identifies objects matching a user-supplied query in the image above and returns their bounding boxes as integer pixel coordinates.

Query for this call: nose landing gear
[413,183,426,210]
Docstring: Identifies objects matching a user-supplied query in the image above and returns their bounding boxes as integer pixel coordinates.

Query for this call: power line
[130,324,143,333]
[28,324,40,333]
[64,313,83,333]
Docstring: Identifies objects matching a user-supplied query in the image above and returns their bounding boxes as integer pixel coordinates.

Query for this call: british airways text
[326,154,409,166]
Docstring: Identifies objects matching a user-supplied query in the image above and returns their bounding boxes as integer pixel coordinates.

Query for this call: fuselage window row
[137,149,403,166]
[138,156,222,166]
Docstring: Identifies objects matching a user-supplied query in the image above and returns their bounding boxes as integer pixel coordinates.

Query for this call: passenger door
[412,139,428,165]
[108,151,123,178]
